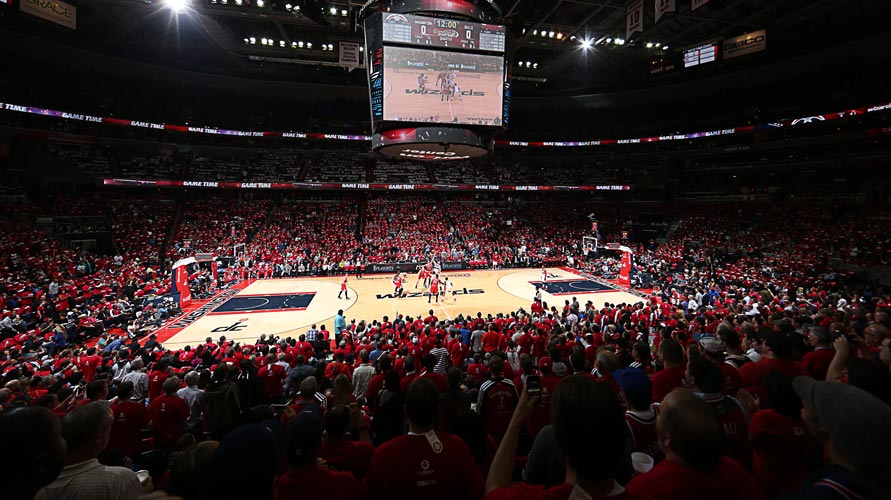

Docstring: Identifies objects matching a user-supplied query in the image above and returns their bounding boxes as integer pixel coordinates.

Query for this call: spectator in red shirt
[739,330,808,397]
[626,389,766,500]
[366,377,483,499]
[146,376,188,450]
[147,357,172,402]
[651,338,686,403]
[466,353,489,386]
[800,326,835,381]
[277,411,362,499]
[482,325,500,354]
[747,372,821,497]
[487,375,648,500]
[107,381,146,458]
[319,405,375,481]
[78,347,102,383]
[258,353,286,403]
[477,355,519,443]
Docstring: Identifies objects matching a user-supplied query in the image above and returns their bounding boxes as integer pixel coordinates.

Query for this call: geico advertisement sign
[21,0,77,30]
[723,29,766,59]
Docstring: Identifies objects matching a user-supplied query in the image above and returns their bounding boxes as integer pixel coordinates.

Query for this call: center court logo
[375,287,485,300]
[211,319,249,333]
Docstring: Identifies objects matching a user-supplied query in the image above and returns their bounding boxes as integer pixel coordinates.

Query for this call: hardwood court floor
[161,267,641,348]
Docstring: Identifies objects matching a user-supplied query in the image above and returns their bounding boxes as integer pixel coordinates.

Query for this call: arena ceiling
[2,0,890,95]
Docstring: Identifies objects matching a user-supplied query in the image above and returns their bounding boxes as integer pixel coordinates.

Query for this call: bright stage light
[581,38,592,49]
[165,0,189,13]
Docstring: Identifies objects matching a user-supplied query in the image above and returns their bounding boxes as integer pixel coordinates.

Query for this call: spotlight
[605,37,612,44]
[298,41,304,47]
[522,28,526,34]
[291,41,297,48]
[235,0,242,5]
[548,31,554,38]
[646,42,653,48]
[533,63,538,69]
[243,37,249,43]
[261,37,268,45]
[285,3,291,10]
[359,46,364,51]
[329,7,337,15]
[556,33,563,40]
[279,40,285,47]
[221,0,227,4]
[165,0,189,13]
[256,0,263,6]
[655,42,661,47]
[570,35,576,41]
[307,42,312,48]
[341,9,347,16]
[532,29,537,36]
[615,38,625,45]
[581,38,592,49]
[662,45,669,50]
[540,31,547,37]
[249,36,256,44]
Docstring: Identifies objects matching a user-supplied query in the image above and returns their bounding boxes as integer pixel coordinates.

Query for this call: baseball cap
[698,336,724,354]
[614,367,653,403]
[793,376,891,483]
[286,412,322,465]
[539,356,552,373]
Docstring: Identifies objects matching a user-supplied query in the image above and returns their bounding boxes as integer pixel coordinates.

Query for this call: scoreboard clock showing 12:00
[382,13,505,53]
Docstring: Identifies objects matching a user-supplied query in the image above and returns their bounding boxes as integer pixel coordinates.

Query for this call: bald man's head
[657,389,724,469]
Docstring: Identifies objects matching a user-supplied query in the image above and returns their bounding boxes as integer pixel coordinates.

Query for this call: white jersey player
[444,277,455,302]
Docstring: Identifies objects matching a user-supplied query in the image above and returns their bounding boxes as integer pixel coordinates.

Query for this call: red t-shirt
[739,358,808,396]
[258,363,287,401]
[482,331,500,353]
[717,361,744,396]
[488,483,652,500]
[800,348,835,381]
[749,408,821,497]
[79,354,102,382]
[108,400,147,457]
[146,394,188,449]
[626,457,766,500]
[650,366,686,403]
[364,432,484,500]
[276,466,361,499]
[319,439,375,480]
[148,370,170,401]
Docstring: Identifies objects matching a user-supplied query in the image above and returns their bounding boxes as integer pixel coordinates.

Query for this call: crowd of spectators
[3,269,891,499]
[3,189,891,499]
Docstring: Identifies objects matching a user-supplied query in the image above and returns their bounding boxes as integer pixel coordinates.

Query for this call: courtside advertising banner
[626,0,644,40]
[723,30,767,59]
[20,0,76,30]
[691,0,710,11]
[172,265,192,306]
[655,0,675,23]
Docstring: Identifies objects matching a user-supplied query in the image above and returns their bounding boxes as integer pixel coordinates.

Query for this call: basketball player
[444,276,456,302]
[432,258,442,276]
[453,82,462,101]
[417,73,427,91]
[427,273,440,303]
[423,260,434,288]
[393,272,406,299]
[436,69,447,101]
[414,264,426,289]
[541,266,548,283]
[338,274,350,300]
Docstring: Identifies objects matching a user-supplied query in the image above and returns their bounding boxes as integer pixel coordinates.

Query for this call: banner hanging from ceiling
[20,0,76,30]
[655,0,676,23]
[339,41,364,71]
[626,0,644,40]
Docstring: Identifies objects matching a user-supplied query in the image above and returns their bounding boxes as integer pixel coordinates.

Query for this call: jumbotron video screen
[382,46,505,126]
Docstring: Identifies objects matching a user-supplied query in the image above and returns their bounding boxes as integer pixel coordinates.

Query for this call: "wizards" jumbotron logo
[405,89,486,96]
[375,287,485,300]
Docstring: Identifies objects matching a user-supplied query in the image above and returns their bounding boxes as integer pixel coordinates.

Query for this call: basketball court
[158,267,642,348]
